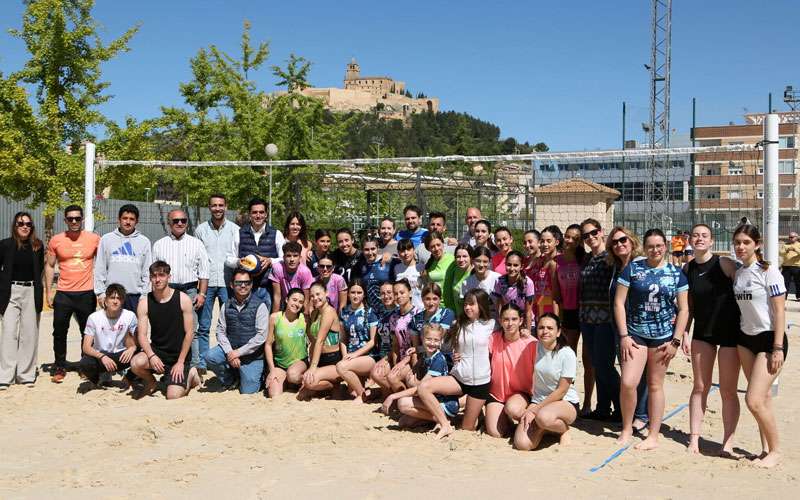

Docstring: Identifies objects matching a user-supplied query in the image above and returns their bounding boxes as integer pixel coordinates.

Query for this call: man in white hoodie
[94,204,153,312]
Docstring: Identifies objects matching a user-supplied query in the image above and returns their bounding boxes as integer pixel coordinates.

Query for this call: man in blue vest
[204,269,268,394]
[227,197,285,313]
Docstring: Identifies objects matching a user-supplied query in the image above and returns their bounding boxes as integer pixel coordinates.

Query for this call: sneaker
[51,367,67,383]
[0,384,9,391]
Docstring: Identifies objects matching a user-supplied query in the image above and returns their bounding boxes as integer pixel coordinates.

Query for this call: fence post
[84,142,96,231]
[763,113,779,264]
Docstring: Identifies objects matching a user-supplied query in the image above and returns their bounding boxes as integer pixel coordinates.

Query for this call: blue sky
[1,0,798,152]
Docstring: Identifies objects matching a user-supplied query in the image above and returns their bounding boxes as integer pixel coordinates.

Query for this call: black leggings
[52,291,96,368]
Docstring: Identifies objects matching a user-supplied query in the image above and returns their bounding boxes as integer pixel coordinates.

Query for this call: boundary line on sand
[588,386,719,473]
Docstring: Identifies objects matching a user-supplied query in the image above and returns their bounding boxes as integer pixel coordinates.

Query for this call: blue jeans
[196,286,230,369]
[204,345,264,394]
[253,286,272,312]
[581,322,620,416]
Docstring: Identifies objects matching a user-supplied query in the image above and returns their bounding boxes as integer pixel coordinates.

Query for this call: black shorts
[693,331,738,349]
[738,331,789,358]
[456,379,490,400]
[562,309,579,330]
[630,334,671,348]
[318,351,343,367]
[161,362,192,387]
[487,392,529,405]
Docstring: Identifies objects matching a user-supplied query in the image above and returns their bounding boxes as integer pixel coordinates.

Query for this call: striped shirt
[194,219,239,287]
[152,233,210,285]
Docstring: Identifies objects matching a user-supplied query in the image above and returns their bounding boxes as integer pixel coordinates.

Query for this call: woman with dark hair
[0,212,45,388]
[315,255,347,313]
[416,288,496,439]
[358,235,398,311]
[336,279,378,402]
[298,282,344,400]
[492,251,535,329]
[732,224,786,468]
[393,238,425,309]
[614,228,689,449]
[309,229,332,277]
[513,313,580,450]
[331,228,362,283]
[443,243,472,312]
[684,223,741,456]
[462,246,501,313]
[284,211,312,263]
[472,220,497,253]
[491,227,514,274]
[422,232,453,290]
[553,223,592,414]
[529,225,561,319]
[522,229,541,271]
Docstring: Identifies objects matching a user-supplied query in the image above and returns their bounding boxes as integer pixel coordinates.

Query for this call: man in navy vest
[226,197,285,313]
[203,269,268,393]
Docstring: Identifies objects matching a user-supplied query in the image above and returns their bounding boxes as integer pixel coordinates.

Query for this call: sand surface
[1,303,799,499]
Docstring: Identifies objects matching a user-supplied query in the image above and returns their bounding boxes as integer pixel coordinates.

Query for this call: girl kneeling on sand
[514,313,579,450]
[337,279,379,402]
[298,282,344,400]
[368,282,397,398]
[265,288,308,397]
[484,303,537,438]
[386,280,421,392]
[416,288,496,439]
[381,324,462,427]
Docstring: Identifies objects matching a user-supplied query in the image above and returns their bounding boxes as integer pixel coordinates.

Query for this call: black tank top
[686,255,740,339]
[147,290,186,364]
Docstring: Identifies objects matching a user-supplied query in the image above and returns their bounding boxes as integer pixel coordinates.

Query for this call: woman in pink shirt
[553,223,593,414]
[484,303,537,438]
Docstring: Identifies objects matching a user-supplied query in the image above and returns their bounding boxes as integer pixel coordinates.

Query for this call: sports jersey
[734,261,786,336]
[617,260,688,339]
[372,305,396,359]
[340,305,379,353]
[555,254,581,310]
[359,258,397,311]
[389,305,419,358]
[492,274,535,311]
[272,312,307,368]
[425,350,460,407]
[409,306,455,338]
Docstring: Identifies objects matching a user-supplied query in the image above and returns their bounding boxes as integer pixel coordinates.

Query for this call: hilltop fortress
[296,59,440,119]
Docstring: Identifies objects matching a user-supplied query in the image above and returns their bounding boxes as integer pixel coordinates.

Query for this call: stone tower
[344,58,360,82]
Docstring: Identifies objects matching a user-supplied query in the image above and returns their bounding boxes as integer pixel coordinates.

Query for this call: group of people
[0,195,788,466]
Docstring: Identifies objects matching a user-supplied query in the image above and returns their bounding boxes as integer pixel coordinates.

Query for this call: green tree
[1,0,138,235]
[272,54,311,92]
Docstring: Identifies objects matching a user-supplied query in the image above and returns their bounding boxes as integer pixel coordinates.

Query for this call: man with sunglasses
[44,205,101,383]
[152,209,209,372]
[203,269,268,393]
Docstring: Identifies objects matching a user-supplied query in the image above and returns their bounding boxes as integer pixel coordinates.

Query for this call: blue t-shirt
[617,260,688,339]
[425,351,459,405]
[395,228,429,248]
[409,306,455,337]
[359,258,398,311]
[340,305,379,353]
[372,305,396,359]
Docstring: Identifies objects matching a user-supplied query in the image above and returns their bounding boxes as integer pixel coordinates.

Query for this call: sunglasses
[318,264,333,270]
[581,228,601,240]
[171,218,188,225]
[66,216,83,223]
[611,236,629,246]
[233,280,253,287]
[15,221,33,228]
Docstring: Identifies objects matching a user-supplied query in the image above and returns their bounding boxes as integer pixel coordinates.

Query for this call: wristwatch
[670,337,681,348]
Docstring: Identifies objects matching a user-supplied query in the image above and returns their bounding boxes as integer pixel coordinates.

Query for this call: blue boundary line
[588,386,719,473]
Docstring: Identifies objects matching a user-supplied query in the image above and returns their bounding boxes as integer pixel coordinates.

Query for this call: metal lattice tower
[646,0,672,228]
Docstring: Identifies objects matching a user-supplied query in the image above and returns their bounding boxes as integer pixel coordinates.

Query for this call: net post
[84,141,96,231]
[763,113,779,263]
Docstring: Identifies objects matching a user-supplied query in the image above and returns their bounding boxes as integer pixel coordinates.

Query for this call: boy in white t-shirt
[79,284,138,386]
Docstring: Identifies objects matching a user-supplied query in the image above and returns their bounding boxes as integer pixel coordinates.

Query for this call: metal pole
[621,102,626,225]
[84,142,96,232]
[268,166,273,226]
[764,113,779,264]
[690,97,696,222]
[769,93,773,113]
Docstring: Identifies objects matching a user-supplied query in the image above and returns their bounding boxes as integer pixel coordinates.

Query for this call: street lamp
[265,143,278,225]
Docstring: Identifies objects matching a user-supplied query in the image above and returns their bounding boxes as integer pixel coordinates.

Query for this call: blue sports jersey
[372,305,395,359]
[617,260,688,339]
[395,228,429,248]
[425,351,459,409]
[409,306,455,337]
[340,305,379,353]
[359,258,398,311]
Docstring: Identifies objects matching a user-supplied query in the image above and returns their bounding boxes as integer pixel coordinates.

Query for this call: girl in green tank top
[266,288,311,398]
[297,282,345,401]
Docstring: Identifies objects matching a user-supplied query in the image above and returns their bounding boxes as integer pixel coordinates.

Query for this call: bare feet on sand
[616,429,633,446]
[687,434,701,454]
[753,451,781,468]
[635,436,659,451]
[558,430,571,446]
[433,423,454,440]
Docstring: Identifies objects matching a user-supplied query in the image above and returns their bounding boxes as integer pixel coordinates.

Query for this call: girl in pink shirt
[485,303,537,438]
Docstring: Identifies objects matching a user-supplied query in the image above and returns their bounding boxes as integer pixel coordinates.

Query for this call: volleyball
[239,254,262,273]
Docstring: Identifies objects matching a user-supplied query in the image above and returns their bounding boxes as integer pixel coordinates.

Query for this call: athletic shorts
[276,358,308,371]
[440,398,460,418]
[161,363,192,387]
[562,309,579,330]
[456,379,490,400]
[630,334,671,348]
[738,330,789,359]
[693,331,738,349]
[318,351,343,367]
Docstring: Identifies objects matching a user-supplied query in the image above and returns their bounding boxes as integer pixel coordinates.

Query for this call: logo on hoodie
[110,240,140,264]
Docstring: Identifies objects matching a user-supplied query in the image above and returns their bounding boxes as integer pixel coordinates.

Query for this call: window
[781,186,795,198]
[702,163,721,175]
[779,160,795,174]
[697,187,720,200]
[728,190,742,200]
[758,164,764,175]
[728,163,743,175]
[699,139,722,147]
[757,191,764,199]
[779,136,796,149]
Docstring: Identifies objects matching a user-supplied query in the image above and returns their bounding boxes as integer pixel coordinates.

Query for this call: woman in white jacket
[417,288,495,439]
